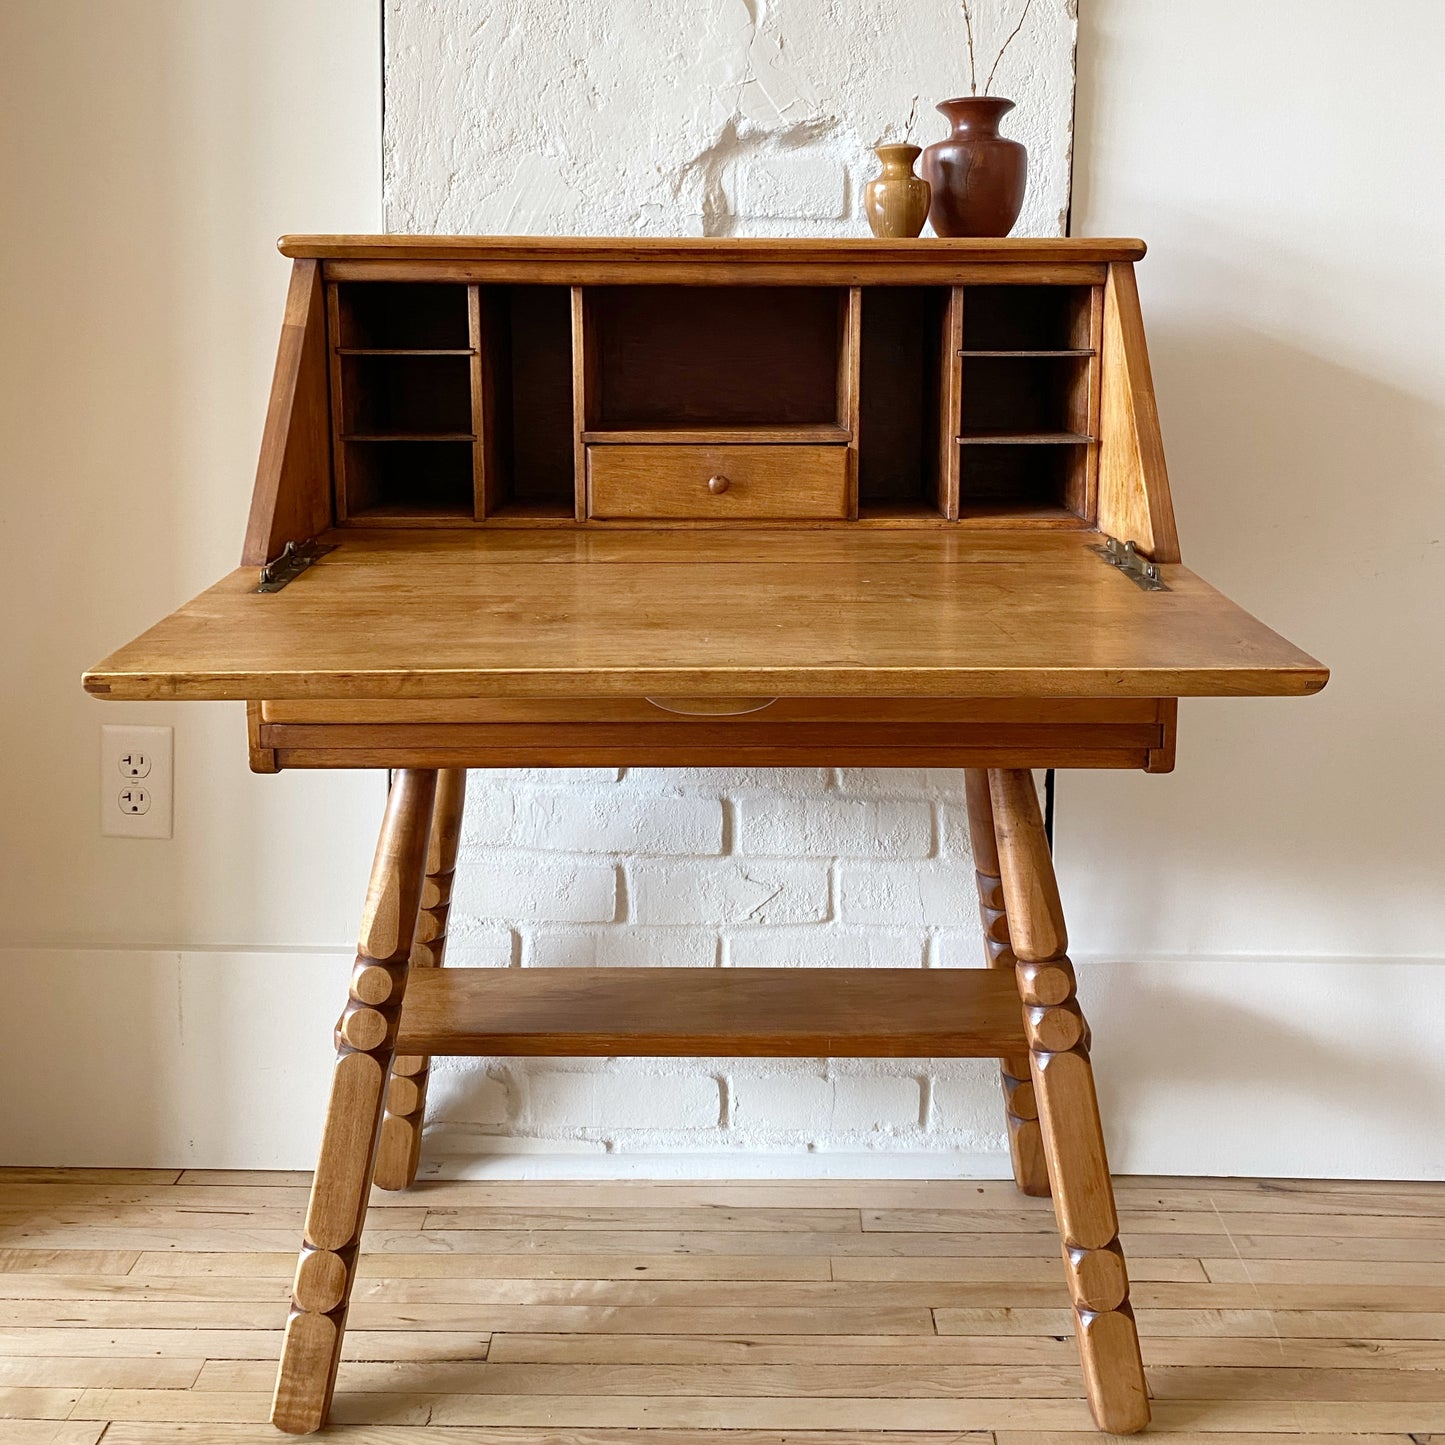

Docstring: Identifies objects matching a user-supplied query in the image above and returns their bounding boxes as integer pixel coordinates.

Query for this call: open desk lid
[84,528,1327,703]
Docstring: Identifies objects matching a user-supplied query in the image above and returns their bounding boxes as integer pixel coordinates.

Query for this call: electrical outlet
[102,725,173,839]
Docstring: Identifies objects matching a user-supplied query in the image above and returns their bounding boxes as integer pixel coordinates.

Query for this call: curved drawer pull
[646,696,777,716]
[707,473,731,495]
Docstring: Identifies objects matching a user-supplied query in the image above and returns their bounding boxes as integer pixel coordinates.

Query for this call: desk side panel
[242,260,334,566]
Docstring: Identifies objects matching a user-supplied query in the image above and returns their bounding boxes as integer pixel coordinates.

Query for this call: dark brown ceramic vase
[921,97,1027,238]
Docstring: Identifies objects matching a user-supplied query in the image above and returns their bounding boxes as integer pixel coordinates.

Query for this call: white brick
[730,1072,920,1133]
[630,860,829,926]
[834,768,972,799]
[526,926,717,968]
[623,767,830,794]
[929,928,988,969]
[422,1127,609,1160]
[442,926,515,968]
[838,862,978,927]
[736,796,931,859]
[832,1075,922,1132]
[425,1063,512,1126]
[726,925,923,968]
[466,768,621,793]
[937,801,975,857]
[523,1070,720,1130]
[452,858,617,924]
[931,1064,1012,1137]
[469,791,723,856]
[730,1072,832,1132]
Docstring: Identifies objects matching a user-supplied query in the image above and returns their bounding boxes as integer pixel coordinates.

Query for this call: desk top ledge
[278,234,1148,265]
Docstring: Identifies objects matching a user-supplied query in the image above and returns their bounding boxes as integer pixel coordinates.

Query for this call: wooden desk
[84,236,1327,1436]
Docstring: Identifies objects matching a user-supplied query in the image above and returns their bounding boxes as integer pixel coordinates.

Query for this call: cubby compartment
[857,287,948,518]
[335,282,471,351]
[583,286,848,436]
[959,353,1092,441]
[957,441,1085,520]
[342,440,475,522]
[339,354,473,438]
[961,285,1093,354]
[478,286,576,517]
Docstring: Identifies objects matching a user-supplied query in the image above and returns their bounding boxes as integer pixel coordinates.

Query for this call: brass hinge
[256,538,335,593]
[1090,535,1168,591]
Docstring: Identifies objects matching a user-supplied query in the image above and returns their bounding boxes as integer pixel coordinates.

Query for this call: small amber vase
[921,97,1027,238]
[863,144,931,239]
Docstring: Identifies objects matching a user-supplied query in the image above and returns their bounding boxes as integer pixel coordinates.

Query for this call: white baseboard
[416,1149,1013,1181]
[2,946,1442,1180]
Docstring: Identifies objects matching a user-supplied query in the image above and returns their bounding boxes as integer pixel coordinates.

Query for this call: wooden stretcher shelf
[395,967,1029,1058]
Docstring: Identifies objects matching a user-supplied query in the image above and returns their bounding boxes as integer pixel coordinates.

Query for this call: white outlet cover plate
[101,724,173,839]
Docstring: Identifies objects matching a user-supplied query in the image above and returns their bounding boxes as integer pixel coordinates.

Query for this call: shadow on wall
[1063,304,1445,958]
[1088,960,1445,1179]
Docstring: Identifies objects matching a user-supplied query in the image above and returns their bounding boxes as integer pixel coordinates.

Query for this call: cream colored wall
[0,2,383,1164]
[1062,0,1445,1176]
[4,1,1443,1177]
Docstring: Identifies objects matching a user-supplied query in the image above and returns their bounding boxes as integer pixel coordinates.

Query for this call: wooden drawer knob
[707,473,730,494]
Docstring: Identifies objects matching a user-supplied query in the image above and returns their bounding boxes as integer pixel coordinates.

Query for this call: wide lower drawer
[587,444,851,520]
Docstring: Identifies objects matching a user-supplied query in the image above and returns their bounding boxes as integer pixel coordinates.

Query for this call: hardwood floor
[1,1169,1442,1442]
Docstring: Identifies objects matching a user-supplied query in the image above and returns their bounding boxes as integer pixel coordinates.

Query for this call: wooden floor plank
[0,1168,180,1186]
[0,1424,108,1445]
[0,1386,84,1420]
[0,1249,140,1275]
[0,1328,488,1361]
[0,1355,204,1388]
[98,1428,992,1444]
[937,1305,1445,1337]
[0,1299,937,1333]
[135,1249,835,1281]
[486,1329,1445,1371]
[192,1358,1096,1396]
[4,1169,1444,1441]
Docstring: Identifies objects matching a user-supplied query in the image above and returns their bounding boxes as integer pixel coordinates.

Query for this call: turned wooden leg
[374,767,467,1192]
[988,768,1150,1435]
[963,769,1049,1197]
[271,769,439,1435]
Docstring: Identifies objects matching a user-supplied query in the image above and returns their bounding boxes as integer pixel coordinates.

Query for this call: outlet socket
[102,725,173,839]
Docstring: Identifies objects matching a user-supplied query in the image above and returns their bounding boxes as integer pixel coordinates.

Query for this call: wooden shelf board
[955,503,1090,527]
[395,967,1028,1058]
[856,499,950,524]
[342,432,478,443]
[959,349,1096,358]
[957,432,1094,445]
[486,500,577,521]
[336,347,477,356]
[582,425,851,445]
[344,505,476,527]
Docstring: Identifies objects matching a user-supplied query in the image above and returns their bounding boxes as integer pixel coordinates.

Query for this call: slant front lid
[84,530,1328,703]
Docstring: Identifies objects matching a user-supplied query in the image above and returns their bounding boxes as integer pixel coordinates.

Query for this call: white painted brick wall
[425,766,1022,1160]
[385,0,1076,1166]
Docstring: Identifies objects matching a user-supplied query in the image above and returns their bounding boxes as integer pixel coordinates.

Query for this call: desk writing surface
[84,529,1327,703]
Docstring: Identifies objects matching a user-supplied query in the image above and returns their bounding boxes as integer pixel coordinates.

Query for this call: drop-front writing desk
[84,236,1327,1435]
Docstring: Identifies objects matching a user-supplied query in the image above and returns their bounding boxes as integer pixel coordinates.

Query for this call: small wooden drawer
[587,445,850,520]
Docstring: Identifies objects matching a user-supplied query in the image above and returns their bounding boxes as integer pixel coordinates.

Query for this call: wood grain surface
[393,967,1028,1058]
[3,1167,1444,1440]
[84,529,1327,703]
